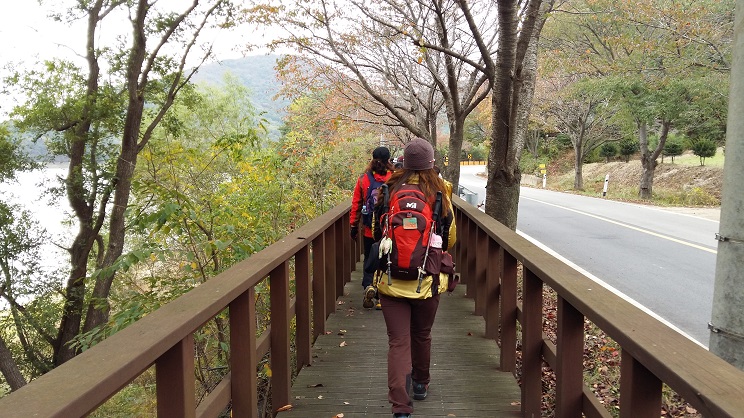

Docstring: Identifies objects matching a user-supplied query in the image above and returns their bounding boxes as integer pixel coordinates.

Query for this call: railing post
[312,234,327,338]
[465,216,477,299]
[324,225,337,315]
[341,215,352,280]
[230,288,257,418]
[335,219,346,291]
[474,228,488,316]
[454,207,463,269]
[500,249,518,372]
[620,350,662,418]
[460,214,470,293]
[270,262,291,412]
[156,335,195,418]
[556,296,584,417]
[484,238,501,340]
[295,246,312,371]
[522,269,543,418]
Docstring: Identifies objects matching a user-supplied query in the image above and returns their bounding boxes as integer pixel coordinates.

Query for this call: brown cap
[403,138,435,170]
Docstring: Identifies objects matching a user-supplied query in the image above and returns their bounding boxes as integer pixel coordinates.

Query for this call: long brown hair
[366,158,394,175]
[385,168,451,217]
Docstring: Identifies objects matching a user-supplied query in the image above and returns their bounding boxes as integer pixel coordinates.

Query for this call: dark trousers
[380,294,440,414]
[362,235,375,288]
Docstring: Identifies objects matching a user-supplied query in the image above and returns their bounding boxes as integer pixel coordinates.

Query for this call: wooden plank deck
[277,263,522,417]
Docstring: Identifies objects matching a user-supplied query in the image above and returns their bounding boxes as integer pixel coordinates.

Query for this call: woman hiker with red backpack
[350,146,394,309]
[372,137,456,418]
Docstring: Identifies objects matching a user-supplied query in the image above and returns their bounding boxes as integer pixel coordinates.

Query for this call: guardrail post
[522,269,543,417]
[620,350,662,418]
[312,234,327,338]
[485,238,501,339]
[556,296,584,417]
[156,335,195,418]
[296,246,312,370]
[230,288,257,417]
[500,250,518,372]
[270,262,291,412]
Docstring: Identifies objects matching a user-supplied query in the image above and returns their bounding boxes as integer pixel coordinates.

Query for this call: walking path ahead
[277,264,521,417]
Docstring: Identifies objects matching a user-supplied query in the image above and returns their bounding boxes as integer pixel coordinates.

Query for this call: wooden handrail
[1,195,743,417]
[0,200,356,418]
[453,195,744,417]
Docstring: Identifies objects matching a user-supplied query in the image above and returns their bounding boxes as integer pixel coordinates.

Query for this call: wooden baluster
[474,228,488,316]
[270,262,291,412]
[156,335,195,418]
[485,238,501,340]
[522,269,543,417]
[500,250,518,372]
[295,246,312,371]
[312,234,327,338]
[620,350,662,418]
[230,288,257,417]
[556,296,584,417]
[324,225,336,316]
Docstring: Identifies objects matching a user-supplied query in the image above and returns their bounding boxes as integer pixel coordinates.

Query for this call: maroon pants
[380,293,440,414]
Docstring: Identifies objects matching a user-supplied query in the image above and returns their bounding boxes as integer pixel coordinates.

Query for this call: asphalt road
[458,165,719,347]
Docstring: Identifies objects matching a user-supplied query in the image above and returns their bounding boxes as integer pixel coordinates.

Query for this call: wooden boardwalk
[277,264,522,418]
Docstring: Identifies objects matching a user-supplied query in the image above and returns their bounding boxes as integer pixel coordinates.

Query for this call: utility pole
[709,0,744,369]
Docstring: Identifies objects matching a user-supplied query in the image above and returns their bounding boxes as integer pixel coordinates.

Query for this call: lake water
[0,165,72,273]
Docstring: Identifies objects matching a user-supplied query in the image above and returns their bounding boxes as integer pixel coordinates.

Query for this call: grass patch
[667,148,725,168]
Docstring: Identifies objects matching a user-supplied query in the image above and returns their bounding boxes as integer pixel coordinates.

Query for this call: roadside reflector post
[603,174,610,197]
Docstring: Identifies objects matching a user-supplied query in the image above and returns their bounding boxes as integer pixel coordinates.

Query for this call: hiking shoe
[375,299,382,310]
[412,382,428,400]
[362,286,376,309]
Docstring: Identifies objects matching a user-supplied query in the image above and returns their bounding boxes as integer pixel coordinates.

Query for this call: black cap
[372,146,390,163]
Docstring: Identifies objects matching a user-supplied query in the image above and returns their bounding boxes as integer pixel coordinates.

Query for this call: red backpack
[379,185,443,291]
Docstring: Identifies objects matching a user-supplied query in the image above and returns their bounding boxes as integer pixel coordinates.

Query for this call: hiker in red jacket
[350,146,393,309]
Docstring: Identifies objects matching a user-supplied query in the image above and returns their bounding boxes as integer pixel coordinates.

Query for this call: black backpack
[361,172,385,227]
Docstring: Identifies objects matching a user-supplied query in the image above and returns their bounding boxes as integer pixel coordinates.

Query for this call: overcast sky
[0,1,269,118]
[0,2,79,64]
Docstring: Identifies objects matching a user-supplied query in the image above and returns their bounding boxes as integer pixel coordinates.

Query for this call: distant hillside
[193,54,289,139]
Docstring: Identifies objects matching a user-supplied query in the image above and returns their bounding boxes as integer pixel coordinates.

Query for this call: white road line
[522,196,717,254]
[517,229,708,349]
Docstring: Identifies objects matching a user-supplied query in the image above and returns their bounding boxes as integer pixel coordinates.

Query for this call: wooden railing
[453,196,744,418]
[0,201,358,418]
[1,196,743,417]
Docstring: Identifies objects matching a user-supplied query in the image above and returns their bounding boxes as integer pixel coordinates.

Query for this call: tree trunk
[54,0,105,366]
[444,117,466,193]
[638,120,670,199]
[0,334,26,391]
[574,146,584,190]
[638,122,655,198]
[486,0,519,230]
[83,1,149,332]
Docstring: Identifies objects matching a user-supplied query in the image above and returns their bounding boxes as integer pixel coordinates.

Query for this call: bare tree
[541,76,620,189]
[259,0,493,191]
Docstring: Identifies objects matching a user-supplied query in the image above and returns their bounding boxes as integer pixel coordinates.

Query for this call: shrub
[690,139,717,166]
[599,142,618,162]
[663,141,685,163]
[618,140,639,162]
